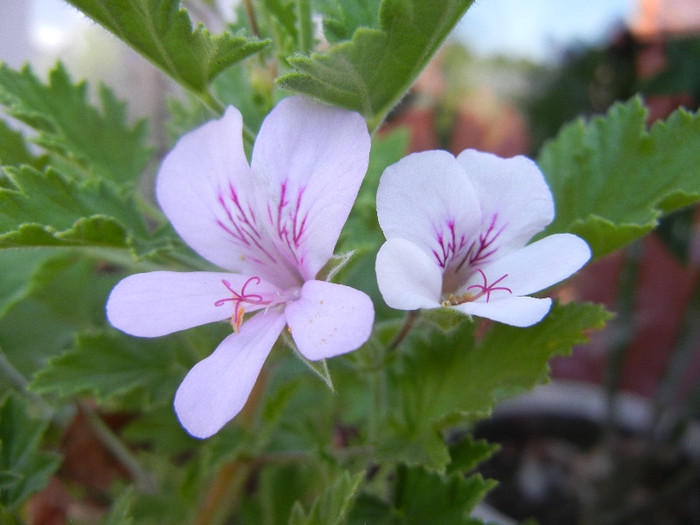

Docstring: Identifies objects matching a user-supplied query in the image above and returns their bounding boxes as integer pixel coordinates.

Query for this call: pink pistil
[214,276,270,332]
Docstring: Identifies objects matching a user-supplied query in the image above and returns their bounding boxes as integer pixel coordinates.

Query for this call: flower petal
[376,150,481,269]
[106,271,280,337]
[174,310,286,438]
[285,280,374,361]
[251,96,371,280]
[453,296,552,327]
[467,233,591,297]
[156,106,264,273]
[376,238,443,310]
[456,149,554,254]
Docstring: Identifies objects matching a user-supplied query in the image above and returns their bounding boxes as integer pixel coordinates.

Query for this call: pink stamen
[214,276,270,332]
[466,268,512,302]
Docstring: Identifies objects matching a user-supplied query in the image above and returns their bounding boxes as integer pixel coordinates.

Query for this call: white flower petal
[251,96,371,280]
[174,310,286,439]
[456,150,555,254]
[375,238,443,310]
[285,280,374,361]
[469,233,591,297]
[453,296,553,327]
[156,107,262,272]
[106,271,279,337]
[377,151,481,264]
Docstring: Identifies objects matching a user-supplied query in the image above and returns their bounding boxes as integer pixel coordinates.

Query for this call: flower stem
[388,310,420,351]
[79,402,157,493]
[193,462,251,525]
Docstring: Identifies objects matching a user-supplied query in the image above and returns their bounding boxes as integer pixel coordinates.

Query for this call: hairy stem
[388,310,420,351]
[80,402,157,493]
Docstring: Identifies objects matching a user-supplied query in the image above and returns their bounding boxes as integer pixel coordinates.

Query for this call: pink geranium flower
[375,149,590,327]
[107,96,374,438]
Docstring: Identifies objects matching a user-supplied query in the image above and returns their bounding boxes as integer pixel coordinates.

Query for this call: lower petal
[106,271,279,338]
[174,310,286,438]
[285,280,374,361]
[473,234,591,297]
[453,296,552,327]
[375,238,443,310]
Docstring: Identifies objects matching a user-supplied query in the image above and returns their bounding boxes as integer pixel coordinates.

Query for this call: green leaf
[30,332,190,406]
[64,0,268,95]
[0,251,56,319]
[446,435,499,476]
[0,120,43,169]
[349,465,494,525]
[321,0,382,44]
[0,165,155,252]
[277,0,475,130]
[0,63,151,186]
[288,470,364,525]
[539,98,700,258]
[100,487,135,525]
[0,395,61,510]
[380,302,609,469]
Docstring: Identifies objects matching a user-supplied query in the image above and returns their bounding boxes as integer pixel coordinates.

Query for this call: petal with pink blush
[456,149,554,253]
[251,96,371,279]
[156,107,261,273]
[376,150,481,261]
[174,310,286,439]
[375,238,443,310]
[453,296,553,327]
[106,271,279,338]
[285,280,374,361]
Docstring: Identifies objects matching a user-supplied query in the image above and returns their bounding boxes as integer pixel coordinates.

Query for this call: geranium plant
[0,1,699,523]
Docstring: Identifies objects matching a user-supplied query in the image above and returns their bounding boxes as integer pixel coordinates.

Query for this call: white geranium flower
[107,96,374,438]
[375,149,590,327]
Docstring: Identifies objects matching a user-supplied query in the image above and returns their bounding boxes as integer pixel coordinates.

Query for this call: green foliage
[288,470,364,525]
[379,302,610,469]
[0,64,151,186]
[0,165,156,253]
[0,395,60,511]
[446,435,499,476]
[64,0,268,96]
[349,465,494,524]
[278,0,475,130]
[100,487,135,525]
[30,331,190,407]
[0,120,43,169]
[539,97,700,258]
[321,0,382,43]
[0,251,55,319]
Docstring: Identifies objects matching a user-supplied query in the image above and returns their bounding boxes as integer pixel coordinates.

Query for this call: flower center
[441,268,512,306]
[214,276,270,332]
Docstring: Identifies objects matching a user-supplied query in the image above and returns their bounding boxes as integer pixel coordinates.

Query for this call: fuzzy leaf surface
[29,332,190,406]
[65,0,268,93]
[539,98,700,258]
[0,64,151,186]
[278,0,474,129]
[0,165,165,254]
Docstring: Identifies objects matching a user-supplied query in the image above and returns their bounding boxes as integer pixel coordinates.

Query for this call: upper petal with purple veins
[376,150,481,270]
[252,96,371,282]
